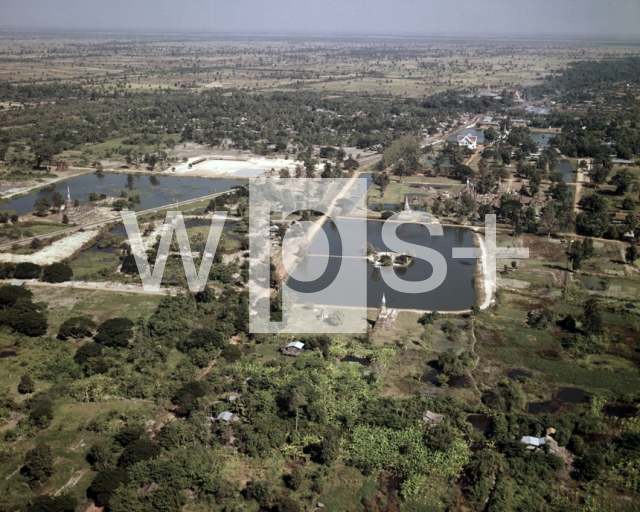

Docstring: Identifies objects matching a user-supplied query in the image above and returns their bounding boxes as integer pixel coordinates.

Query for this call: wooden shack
[280,341,305,357]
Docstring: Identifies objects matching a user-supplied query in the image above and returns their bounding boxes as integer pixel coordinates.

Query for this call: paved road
[0,191,232,250]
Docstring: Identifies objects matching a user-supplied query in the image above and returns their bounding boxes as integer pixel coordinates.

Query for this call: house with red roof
[457,134,477,149]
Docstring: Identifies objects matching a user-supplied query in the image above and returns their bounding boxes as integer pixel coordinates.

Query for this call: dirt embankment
[0,230,99,265]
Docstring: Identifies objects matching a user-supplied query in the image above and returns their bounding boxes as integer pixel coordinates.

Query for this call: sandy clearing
[574,170,583,213]
[474,231,493,310]
[25,280,177,296]
[169,155,306,176]
[0,229,99,265]
[497,278,530,289]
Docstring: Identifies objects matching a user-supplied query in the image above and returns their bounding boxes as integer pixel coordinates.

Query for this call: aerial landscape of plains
[0,1,639,511]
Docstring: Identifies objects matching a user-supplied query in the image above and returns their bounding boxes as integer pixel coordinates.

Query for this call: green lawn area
[30,287,163,331]
[69,247,121,278]
[475,303,640,398]
[367,178,462,207]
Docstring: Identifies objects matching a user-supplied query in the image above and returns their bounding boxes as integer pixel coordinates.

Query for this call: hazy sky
[0,0,638,39]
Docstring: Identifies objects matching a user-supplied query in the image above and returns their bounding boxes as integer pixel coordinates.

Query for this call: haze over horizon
[0,0,638,41]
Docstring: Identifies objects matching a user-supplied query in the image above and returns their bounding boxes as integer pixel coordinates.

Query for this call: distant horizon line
[0,28,639,44]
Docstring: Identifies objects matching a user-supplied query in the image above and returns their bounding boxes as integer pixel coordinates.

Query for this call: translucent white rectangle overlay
[249,177,368,334]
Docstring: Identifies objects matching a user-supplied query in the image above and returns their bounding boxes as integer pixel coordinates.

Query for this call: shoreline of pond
[1,168,255,204]
[285,215,486,312]
[0,171,248,216]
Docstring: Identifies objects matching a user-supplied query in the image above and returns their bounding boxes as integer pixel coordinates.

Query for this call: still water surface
[288,219,477,310]
[2,172,244,214]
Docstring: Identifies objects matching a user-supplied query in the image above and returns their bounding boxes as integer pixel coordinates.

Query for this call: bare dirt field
[0,229,99,264]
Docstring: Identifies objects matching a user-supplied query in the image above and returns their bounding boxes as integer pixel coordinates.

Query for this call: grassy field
[30,287,163,331]
[1,36,638,98]
[0,398,156,507]
[367,176,463,207]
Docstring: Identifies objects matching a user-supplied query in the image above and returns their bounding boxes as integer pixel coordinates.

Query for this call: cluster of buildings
[412,176,551,216]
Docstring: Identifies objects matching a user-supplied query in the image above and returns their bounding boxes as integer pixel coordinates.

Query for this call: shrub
[278,497,302,512]
[18,374,35,394]
[178,327,226,353]
[319,430,340,465]
[42,263,73,283]
[528,309,557,330]
[14,262,42,279]
[0,285,33,308]
[172,381,209,415]
[114,425,145,447]
[4,305,48,337]
[74,342,103,365]
[59,316,97,340]
[117,439,161,467]
[221,344,242,362]
[286,466,305,490]
[418,311,440,325]
[568,435,584,455]
[22,443,53,486]
[87,443,117,470]
[0,263,16,279]
[120,254,139,275]
[87,467,130,507]
[157,422,190,450]
[577,452,604,481]
[195,287,216,303]
[28,395,54,428]
[442,320,460,341]
[26,494,77,512]
[245,480,273,505]
[327,310,345,326]
[95,317,134,347]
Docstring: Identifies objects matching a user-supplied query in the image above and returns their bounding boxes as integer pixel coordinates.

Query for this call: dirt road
[15,279,176,296]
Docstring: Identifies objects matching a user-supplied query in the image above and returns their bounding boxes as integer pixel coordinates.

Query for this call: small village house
[423,410,446,425]
[280,341,305,357]
[215,411,241,425]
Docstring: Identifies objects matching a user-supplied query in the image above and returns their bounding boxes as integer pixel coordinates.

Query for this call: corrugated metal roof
[521,436,546,446]
[287,341,304,350]
[217,411,233,422]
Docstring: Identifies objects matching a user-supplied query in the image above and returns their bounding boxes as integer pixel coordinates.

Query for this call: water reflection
[2,173,244,214]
